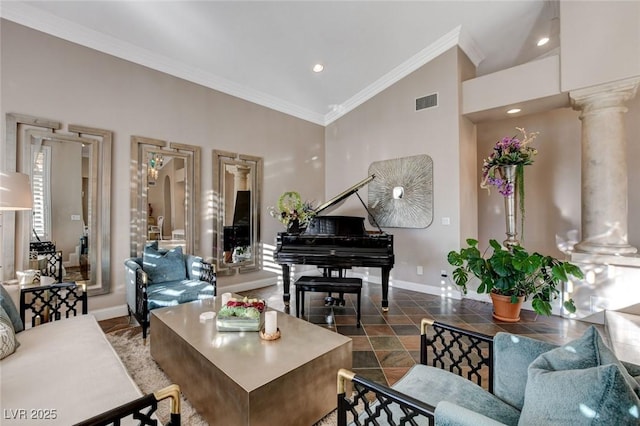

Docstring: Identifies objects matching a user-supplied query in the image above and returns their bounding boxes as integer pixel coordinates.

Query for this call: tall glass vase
[501,165,519,249]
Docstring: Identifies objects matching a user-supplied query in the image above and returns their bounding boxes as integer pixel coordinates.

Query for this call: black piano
[274,175,395,311]
[223,190,251,262]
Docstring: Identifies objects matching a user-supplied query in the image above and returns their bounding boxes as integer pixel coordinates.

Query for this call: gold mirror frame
[213,150,262,275]
[130,136,201,257]
[3,113,112,296]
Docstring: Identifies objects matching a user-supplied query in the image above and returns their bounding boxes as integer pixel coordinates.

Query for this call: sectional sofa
[0,283,179,425]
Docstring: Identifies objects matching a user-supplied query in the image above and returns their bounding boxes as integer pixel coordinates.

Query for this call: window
[31,145,51,241]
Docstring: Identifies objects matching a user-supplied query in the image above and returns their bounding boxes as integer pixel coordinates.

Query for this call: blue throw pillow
[143,245,186,284]
[519,326,640,425]
[493,332,558,410]
[0,285,23,333]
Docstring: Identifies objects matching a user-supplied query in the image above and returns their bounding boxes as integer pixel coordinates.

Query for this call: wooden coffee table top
[150,297,352,392]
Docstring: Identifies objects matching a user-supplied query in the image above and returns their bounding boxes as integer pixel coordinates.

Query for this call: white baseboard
[89,304,129,321]
[346,270,467,301]
[218,276,277,294]
[388,278,463,299]
[88,277,276,322]
[90,276,562,321]
[349,270,564,315]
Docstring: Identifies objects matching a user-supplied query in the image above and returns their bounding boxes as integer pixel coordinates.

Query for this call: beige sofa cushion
[0,315,142,425]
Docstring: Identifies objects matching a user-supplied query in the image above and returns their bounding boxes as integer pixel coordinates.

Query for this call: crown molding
[2,3,476,127]
[323,26,466,125]
[0,2,326,125]
[457,26,485,67]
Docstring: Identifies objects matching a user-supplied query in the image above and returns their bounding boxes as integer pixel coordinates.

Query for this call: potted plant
[447,239,584,321]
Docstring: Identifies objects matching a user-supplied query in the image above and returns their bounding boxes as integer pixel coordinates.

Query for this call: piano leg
[381,267,390,312]
[282,264,291,308]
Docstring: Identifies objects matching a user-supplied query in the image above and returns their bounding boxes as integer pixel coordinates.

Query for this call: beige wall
[3,15,640,312]
[325,47,476,290]
[560,1,640,92]
[477,93,640,256]
[1,20,325,311]
[457,49,479,246]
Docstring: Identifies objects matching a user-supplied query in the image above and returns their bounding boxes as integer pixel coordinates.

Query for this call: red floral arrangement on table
[218,297,265,319]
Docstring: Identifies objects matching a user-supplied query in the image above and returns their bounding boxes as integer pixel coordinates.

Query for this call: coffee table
[150,297,352,425]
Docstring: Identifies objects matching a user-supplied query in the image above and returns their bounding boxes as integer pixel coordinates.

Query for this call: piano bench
[295,276,362,327]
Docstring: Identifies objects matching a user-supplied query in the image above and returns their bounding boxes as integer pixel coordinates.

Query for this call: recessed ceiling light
[507,108,521,114]
[537,37,550,47]
[312,64,324,73]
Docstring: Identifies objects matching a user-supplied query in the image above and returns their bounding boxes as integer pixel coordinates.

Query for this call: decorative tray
[216,297,266,332]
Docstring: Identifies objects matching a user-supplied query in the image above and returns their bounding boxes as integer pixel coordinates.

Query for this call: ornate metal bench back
[29,250,63,283]
[421,321,494,392]
[20,283,88,327]
[43,251,64,282]
[135,267,149,322]
[339,370,436,426]
[337,321,496,426]
[200,261,217,295]
[29,250,62,283]
[73,384,181,426]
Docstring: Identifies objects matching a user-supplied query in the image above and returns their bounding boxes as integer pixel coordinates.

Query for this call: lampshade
[0,171,33,210]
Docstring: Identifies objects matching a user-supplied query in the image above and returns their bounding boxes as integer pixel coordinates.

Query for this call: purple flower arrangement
[480,128,538,196]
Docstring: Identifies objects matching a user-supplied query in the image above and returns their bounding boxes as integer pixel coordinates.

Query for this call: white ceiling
[1,1,557,125]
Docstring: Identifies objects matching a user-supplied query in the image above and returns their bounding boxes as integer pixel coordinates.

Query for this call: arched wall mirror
[130,136,200,258]
[213,150,262,275]
[4,113,112,296]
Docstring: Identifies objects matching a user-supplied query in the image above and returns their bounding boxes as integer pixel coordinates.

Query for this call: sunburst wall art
[367,154,433,228]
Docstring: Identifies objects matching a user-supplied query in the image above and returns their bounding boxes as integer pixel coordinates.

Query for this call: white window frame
[31,144,52,242]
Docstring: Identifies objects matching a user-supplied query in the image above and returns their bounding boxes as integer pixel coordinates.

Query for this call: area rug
[106,326,337,425]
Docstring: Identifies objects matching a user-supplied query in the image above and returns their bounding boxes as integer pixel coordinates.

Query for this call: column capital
[570,76,640,113]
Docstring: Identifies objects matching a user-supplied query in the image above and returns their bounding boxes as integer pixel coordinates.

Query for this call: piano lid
[314,175,375,216]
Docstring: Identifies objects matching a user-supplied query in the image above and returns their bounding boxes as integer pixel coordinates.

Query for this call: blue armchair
[338,321,640,425]
[124,244,216,342]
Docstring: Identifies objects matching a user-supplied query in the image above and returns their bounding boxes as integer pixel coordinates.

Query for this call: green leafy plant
[447,239,583,316]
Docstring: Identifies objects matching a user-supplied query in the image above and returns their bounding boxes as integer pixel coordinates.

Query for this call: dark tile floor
[99,280,597,387]
[236,281,596,386]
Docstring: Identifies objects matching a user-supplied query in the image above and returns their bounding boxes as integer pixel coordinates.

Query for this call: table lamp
[1,171,33,280]
[0,171,33,210]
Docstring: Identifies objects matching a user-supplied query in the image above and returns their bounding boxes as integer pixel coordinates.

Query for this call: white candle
[265,311,277,335]
[221,292,232,306]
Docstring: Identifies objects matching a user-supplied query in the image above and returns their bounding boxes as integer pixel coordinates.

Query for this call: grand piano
[274,175,395,311]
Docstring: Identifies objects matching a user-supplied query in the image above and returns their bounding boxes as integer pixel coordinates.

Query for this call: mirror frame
[130,136,201,258]
[3,113,112,296]
[213,149,262,275]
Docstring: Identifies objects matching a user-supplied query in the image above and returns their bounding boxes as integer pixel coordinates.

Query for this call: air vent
[416,93,438,111]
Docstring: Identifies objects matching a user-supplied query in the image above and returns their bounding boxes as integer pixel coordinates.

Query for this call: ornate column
[570,77,640,255]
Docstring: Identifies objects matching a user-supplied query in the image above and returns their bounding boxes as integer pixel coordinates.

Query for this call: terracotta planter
[490,292,524,322]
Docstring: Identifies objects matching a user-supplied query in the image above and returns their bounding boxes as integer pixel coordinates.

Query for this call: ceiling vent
[416,93,438,111]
